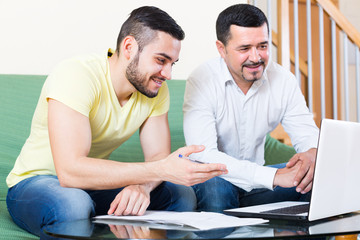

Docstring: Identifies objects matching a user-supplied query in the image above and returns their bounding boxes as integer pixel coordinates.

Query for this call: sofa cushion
[0,74,295,239]
[0,74,45,239]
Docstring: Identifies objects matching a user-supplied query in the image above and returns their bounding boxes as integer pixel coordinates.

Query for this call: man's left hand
[286,148,317,194]
[108,184,151,216]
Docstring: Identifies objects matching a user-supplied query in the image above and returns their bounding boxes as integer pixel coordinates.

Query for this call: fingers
[122,192,142,215]
[287,153,313,188]
[138,200,149,216]
[177,146,227,173]
[183,161,228,186]
[289,155,314,193]
[179,165,228,186]
[300,181,312,194]
[292,160,309,186]
[109,225,129,238]
[108,192,127,215]
[287,149,317,193]
[178,145,205,157]
[286,153,300,168]
[108,196,120,215]
[191,162,227,173]
[110,224,150,239]
[192,170,228,185]
[108,186,150,216]
[132,226,150,239]
[109,190,133,215]
[162,145,228,186]
[295,163,314,193]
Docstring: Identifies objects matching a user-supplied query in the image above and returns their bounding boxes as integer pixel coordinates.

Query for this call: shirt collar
[108,48,115,58]
[219,58,234,85]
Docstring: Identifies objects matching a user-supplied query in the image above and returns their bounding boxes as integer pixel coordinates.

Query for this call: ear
[216,40,226,59]
[121,36,138,60]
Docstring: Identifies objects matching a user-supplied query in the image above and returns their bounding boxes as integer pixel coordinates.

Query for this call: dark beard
[125,53,158,98]
[241,72,261,83]
[241,60,265,82]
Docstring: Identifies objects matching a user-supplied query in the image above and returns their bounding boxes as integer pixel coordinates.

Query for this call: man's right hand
[157,145,228,187]
[273,161,302,188]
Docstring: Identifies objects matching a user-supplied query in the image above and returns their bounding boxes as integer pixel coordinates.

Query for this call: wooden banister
[316,0,360,47]
[270,0,360,145]
[272,0,360,79]
[272,30,309,78]
[277,0,291,70]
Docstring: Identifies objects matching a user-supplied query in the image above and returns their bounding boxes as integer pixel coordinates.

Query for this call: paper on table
[93,211,267,231]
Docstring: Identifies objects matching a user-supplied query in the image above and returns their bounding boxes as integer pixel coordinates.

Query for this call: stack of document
[93,211,267,231]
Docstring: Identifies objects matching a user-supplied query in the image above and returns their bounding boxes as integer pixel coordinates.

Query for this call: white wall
[0,0,245,80]
[340,0,360,64]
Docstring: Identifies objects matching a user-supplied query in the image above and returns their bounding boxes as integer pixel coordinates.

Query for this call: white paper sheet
[93,211,267,231]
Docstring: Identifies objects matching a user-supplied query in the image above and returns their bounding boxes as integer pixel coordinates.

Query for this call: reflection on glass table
[43,212,360,239]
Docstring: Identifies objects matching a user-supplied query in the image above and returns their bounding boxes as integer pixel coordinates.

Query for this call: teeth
[153,78,162,84]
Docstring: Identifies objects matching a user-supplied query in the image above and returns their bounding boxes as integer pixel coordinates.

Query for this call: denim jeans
[6,175,196,238]
[192,163,311,212]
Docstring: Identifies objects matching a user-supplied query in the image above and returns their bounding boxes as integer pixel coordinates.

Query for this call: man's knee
[7,176,95,237]
[170,183,197,211]
[192,177,239,212]
[150,182,197,211]
[52,188,95,222]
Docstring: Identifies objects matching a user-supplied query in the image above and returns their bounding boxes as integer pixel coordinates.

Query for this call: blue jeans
[6,175,196,238]
[192,163,310,212]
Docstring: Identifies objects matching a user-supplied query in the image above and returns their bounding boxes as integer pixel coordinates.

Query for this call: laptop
[224,119,360,222]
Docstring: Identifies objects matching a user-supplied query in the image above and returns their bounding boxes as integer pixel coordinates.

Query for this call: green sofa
[0,74,295,239]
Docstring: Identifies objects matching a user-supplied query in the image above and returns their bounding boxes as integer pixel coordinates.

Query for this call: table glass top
[43,212,360,239]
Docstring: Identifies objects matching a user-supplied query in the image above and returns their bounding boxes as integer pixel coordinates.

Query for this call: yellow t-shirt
[6,50,169,188]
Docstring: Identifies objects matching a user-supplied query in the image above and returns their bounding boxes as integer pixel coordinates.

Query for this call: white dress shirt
[183,57,319,192]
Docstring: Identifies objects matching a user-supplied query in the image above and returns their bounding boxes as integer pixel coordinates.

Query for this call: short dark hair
[216,4,269,45]
[116,6,185,54]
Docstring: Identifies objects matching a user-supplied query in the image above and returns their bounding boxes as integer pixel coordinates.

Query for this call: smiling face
[126,31,181,98]
[216,23,269,92]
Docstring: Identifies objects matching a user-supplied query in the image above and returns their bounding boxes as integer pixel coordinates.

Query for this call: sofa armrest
[264,134,296,166]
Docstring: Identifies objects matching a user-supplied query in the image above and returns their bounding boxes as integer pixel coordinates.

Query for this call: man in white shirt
[183,4,319,212]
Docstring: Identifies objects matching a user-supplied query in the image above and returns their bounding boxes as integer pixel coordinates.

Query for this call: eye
[157,58,165,65]
[239,47,249,52]
[259,44,268,50]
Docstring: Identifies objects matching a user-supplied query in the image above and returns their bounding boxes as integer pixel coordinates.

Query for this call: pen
[178,154,206,164]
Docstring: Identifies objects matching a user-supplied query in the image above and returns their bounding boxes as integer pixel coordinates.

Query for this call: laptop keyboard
[260,203,310,215]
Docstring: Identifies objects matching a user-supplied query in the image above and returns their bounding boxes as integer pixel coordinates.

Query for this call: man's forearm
[56,157,165,190]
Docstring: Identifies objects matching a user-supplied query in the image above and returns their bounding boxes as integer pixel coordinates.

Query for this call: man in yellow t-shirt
[6,6,228,238]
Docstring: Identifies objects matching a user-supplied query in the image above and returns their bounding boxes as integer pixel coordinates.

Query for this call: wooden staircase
[259,0,360,145]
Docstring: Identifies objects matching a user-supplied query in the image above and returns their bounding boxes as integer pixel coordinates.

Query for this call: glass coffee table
[43,212,360,239]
